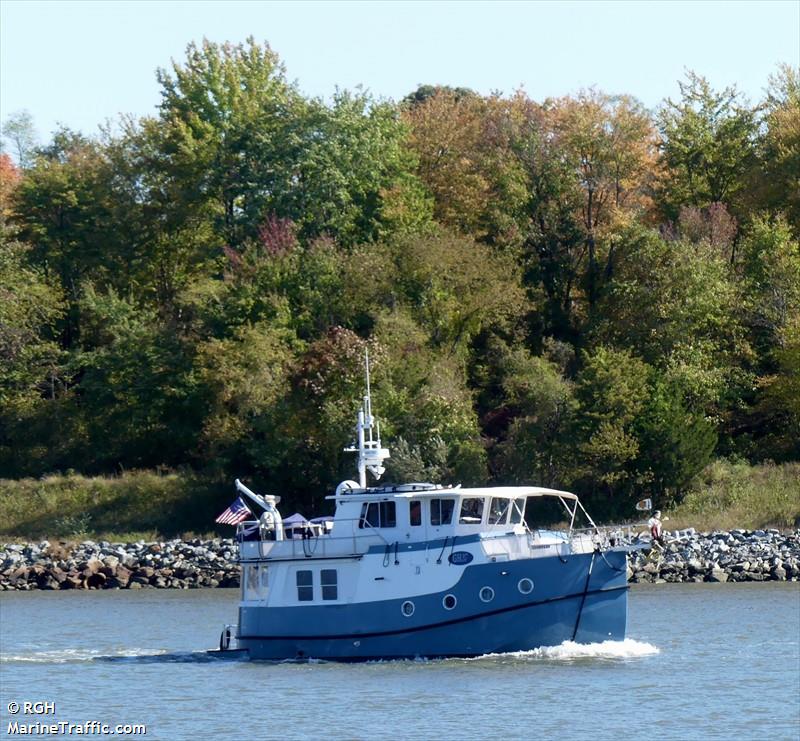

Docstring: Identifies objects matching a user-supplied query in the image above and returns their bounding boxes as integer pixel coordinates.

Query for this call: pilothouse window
[359,501,396,529]
[459,497,484,524]
[488,498,509,525]
[430,498,455,526]
[409,500,422,526]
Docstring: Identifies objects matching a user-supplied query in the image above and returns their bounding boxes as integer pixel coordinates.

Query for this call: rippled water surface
[1,584,798,740]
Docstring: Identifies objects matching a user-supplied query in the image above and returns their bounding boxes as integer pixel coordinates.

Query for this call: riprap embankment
[1,530,799,591]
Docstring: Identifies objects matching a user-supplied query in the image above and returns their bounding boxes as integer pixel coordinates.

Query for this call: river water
[1,584,798,741]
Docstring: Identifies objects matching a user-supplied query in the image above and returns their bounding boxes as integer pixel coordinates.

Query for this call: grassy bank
[0,470,229,540]
[666,460,800,531]
[0,460,798,540]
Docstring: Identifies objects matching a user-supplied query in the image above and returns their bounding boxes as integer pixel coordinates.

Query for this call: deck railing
[568,523,651,551]
[237,518,388,561]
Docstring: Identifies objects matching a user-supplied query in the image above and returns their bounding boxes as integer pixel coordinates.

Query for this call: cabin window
[459,497,484,524]
[510,497,526,525]
[488,497,509,525]
[359,501,396,529]
[430,498,455,526]
[409,499,422,526]
[296,570,313,601]
[321,569,338,601]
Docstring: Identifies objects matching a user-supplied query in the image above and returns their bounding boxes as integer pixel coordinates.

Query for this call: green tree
[735,217,800,459]
[293,90,429,244]
[754,316,800,461]
[510,98,586,343]
[0,231,66,475]
[657,72,758,217]
[194,322,299,472]
[373,321,487,487]
[1,110,37,169]
[74,287,203,471]
[151,38,301,247]
[591,225,746,414]
[634,381,717,503]
[496,349,576,487]
[151,39,424,249]
[757,64,800,232]
[10,128,150,343]
[573,347,651,505]
[737,216,800,361]
[389,230,527,353]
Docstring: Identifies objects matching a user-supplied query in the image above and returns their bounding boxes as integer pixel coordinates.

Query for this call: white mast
[345,349,390,488]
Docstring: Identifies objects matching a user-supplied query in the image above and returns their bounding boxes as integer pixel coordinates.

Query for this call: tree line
[1,39,798,518]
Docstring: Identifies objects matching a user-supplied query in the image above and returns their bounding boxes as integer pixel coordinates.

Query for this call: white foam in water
[469,638,660,662]
[2,641,658,665]
[1,647,170,664]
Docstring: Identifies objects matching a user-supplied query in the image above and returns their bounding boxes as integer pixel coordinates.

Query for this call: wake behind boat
[218,355,638,661]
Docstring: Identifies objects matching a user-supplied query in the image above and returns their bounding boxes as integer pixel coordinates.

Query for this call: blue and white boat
[220,357,633,661]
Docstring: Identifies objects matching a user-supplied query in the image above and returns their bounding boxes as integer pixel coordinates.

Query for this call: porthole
[401,600,415,617]
[442,594,457,610]
[479,586,495,603]
[518,578,534,595]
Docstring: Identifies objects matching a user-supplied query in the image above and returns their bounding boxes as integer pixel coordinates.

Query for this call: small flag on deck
[215,496,251,525]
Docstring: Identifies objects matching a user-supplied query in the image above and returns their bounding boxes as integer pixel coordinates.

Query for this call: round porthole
[479,586,494,603]
[518,578,534,594]
[442,594,457,610]
[401,600,415,617]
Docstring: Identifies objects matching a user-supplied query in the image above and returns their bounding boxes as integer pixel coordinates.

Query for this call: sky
[1,0,798,145]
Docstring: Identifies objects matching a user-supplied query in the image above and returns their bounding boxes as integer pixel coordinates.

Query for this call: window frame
[296,569,313,601]
[358,500,397,529]
[409,499,422,527]
[430,498,456,526]
[510,497,526,525]
[458,497,485,525]
[488,497,510,525]
[320,569,338,601]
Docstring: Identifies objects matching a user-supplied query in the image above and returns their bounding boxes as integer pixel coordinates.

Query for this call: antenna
[344,348,390,488]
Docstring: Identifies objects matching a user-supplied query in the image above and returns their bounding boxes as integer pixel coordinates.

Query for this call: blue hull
[236,550,628,660]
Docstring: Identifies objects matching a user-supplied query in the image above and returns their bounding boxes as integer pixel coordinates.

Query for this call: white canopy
[327,485,578,502]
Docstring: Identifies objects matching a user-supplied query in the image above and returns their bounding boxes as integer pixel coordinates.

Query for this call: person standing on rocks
[648,510,667,550]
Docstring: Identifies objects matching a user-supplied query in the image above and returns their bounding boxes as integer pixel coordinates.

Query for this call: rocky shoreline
[628,528,800,583]
[0,538,241,591]
[1,529,799,591]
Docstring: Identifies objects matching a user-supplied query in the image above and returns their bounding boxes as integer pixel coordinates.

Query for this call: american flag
[215,496,252,525]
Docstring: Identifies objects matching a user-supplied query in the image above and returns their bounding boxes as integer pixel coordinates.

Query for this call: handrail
[569,523,644,549]
[239,522,392,559]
